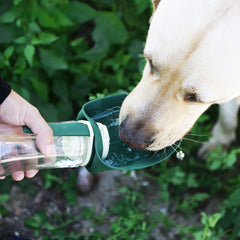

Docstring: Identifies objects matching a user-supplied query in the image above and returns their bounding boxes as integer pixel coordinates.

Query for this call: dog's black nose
[119,118,153,150]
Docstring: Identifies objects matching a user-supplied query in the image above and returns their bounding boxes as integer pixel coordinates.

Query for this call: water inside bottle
[92,108,177,168]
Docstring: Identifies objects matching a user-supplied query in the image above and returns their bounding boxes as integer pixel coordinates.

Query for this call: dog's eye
[184,93,198,103]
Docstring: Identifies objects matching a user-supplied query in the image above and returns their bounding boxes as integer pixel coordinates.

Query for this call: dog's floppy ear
[150,0,161,23]
[152,0,161,10]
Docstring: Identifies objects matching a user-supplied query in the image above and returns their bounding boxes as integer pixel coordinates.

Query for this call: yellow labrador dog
[119,0,240,155]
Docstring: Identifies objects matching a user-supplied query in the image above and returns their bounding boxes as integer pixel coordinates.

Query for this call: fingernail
[25,170,39,178]
[12,171,24,181]
[44,145,52,156]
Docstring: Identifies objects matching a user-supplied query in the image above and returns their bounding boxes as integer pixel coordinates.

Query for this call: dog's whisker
[169,144,182,156]
[106,106,121,111]
[172,142,184,151]
[182,137,206,144]
[186,133,209,137]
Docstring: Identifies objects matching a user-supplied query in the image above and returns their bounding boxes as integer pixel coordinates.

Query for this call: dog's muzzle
[119,117,154,150]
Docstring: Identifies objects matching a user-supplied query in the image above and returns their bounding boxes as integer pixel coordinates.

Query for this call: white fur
[119,0,240,151]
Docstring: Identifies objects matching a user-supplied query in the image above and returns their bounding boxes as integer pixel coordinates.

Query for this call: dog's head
[119,0,240,150]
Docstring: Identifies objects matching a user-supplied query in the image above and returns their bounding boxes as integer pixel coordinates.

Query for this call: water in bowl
[92,107,178,168]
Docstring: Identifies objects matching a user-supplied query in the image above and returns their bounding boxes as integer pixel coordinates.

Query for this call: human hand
[0,90,53,181]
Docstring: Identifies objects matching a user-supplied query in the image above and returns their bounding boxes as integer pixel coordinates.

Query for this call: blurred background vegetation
[0,0,150,121]
[1,0,240,240]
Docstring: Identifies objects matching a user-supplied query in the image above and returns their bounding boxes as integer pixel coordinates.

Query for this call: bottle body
[0,121,109,177]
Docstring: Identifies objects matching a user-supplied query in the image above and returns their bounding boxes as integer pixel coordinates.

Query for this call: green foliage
[193,213,222,240]
[25,210,87,240]
[0,0,151,121]
[42,169,78,205]
[142,104,240,239]
[108,187,155,240]
[0,193,9,216]
[24,187,155,240]
[206,146,240,170]
[2,1,240,240]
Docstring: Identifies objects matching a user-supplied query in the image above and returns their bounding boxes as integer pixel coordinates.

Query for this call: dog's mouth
[119,127,153,150]
[119,117,155,150]
[118,114,184,151]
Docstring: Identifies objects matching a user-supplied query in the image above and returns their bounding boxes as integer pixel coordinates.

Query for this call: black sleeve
[0,76,11,104]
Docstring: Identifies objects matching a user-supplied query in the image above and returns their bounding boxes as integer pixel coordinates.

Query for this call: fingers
[25,169,39,178]
[0,170,38,180]
[24,106,54,156]
[18,140,40,179]
[22,107,53,180]
[0,90,53,181]
[12,171,24,181]
[0,164,5,180]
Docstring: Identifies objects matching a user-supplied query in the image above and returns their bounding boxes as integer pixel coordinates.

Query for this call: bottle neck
[96,122,110,160]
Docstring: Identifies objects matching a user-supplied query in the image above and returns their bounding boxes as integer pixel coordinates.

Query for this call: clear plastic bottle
[0,121,109,177]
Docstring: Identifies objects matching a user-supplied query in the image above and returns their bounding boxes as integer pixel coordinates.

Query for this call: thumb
[24,106,53,156]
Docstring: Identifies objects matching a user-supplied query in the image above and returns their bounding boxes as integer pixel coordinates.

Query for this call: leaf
[39,48,68,75]
[38,8,73,29]
[52,78,68,100]
[66,1,96,23]
[25,210,47,228]
[80,40,109,63]
[69,74,92,101]
[93,11,128,45]
[0,7,20,23]
[0,193,9,204]
[14,55,26,72]
[0,205,8,216]
[28,21,41,34]
[4,45,14,59]
[54,10,73,27]
[193,231,203,240]
[80,207,95,219]
[24,44,35,67]
[0,53,4,68]
[56,101,73,121]
[0,25,17,43]
[208,213,222,228]
[37,9,57,29]
[0,1,12,16]
[32,32,58,45]
[227,189,240,208]
[14,36,27,44]
[134,0,150,14]
[192,193,209,202]
[208,160,222,171]
[186,173,199,188]
[201,212,208,226]
[224,150,238,168]
[29,76,49,103]
[64,189,77,206]
[38,103,58,122]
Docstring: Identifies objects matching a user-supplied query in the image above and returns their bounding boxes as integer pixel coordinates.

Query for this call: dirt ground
[0,168,219,240]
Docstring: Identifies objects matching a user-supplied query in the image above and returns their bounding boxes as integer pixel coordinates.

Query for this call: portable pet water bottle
[0,94,180,177]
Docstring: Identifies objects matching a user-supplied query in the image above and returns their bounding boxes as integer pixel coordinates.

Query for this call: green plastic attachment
[23,122,90,136]
[77,94,181,173]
